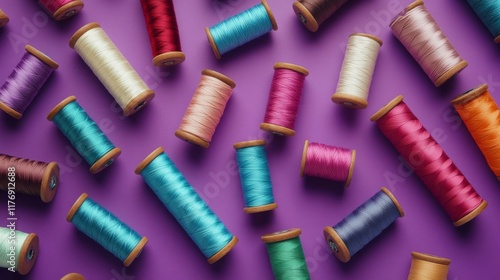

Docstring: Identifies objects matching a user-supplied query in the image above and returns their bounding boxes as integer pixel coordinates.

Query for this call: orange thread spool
[407,252,450,280]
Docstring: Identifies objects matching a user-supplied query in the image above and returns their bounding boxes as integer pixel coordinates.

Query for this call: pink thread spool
[39,0,84,20]
[175,69,236,148]
[300,140,356,187]
[260,62,309,137]
[0,9,9,27]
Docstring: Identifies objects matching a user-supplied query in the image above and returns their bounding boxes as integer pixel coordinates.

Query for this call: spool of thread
[0,9,9,27]
[233,140,277,213]
[69,22,155,116]
[300,140,356,187]
[466,0,500,43]
[293,0,350,32]
[0,45,58,119]
[205,0,278,59]
[135,147,238,264]
[66,193,148,267]
[408,252,450,280]
[140,0,185,66]
[260,62,309,137]
[324,187,404,262]
[175,69,235,148]
[332,33,382,109]
[390,0,468,87]
[451,84,500,180]
[0,154,59,203]
[39,0,84,20]
[261,228,311,280]
[0,227,39,275]
[370,95,488,226]
[47,96,121,174]
[61,273,85,280]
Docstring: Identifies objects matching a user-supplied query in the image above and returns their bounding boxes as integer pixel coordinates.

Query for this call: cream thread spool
[0,227,39,275]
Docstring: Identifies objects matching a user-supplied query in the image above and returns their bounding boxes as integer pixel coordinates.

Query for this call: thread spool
[0,227,38,275]
[205,0,278,59]
[47,96,121,174]
[332,33,382,109]
[0,154,59,203]
[324,187,404,262]
[135,147,238,263]
[233,140,277,214]
[408,252,450,280]
[466,0,500,43]
[175,69,235,148]
[39,0,84,20]
[371,95,488,226]
[67,193,148,267]
[260,62,309,137]
[0,9,9,27]
[390,0,468,87]
[261,229,311,280]
[69,22,155,116]
[0,45,58,119]
[293,0,350,32]
[451,84,500,181]
[61,273,85,280]
[300,140,356,187]
[140,0,185,66]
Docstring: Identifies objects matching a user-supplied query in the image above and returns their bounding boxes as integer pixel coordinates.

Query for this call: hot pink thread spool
[175,69,236,148]
[0,9,9,27]
[39,0,84,20]
[390,0,467,87]
[300,140,356,187]
[260,62,309,137]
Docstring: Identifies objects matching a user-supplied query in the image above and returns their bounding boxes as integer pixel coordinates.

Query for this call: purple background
[0,0,499,279]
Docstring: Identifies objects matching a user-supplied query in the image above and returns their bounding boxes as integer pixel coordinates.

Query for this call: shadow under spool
[408,252,450,280]
[0,9,9,27]
[39,0,84,21]
[61,273,86,280]
[0,227,39,275]
[293,0,350,32]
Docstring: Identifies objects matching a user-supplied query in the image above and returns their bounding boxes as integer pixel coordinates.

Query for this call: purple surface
[0,0,499,279]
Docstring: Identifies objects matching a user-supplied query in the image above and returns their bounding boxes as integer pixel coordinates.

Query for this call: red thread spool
[371,96,487,227]
[0,9,9,27]
[39,0,84,20]
[300,140,356,187]
[140,0,185,66]
[260,62,309,137]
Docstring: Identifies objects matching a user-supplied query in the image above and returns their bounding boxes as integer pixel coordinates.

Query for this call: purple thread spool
[0,45,58,119]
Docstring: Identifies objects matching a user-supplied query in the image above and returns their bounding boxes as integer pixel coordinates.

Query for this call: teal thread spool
[466,0,500,43]
[135,147,238,264]
[0,227,39,275]
[261,228,311,280]
[233,140,277,213]
[66,193,148,267]
[47,96,121,174]
[205,0,278,59]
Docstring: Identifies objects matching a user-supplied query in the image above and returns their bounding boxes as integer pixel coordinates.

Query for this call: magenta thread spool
[260,62,309,137]
[0,45,58,119]
[39,0,84,20]
[0,9,9,27]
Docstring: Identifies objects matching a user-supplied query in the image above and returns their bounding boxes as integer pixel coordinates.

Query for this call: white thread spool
[332,33,382,109]
[69,22,155,116]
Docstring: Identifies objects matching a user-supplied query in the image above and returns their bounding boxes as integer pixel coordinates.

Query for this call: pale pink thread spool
[260,62,309,137]
[300,140,356,187]
[390,0,467,87]
[175,69,235,148]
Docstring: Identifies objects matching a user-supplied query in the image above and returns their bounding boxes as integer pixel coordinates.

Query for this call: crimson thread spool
[408,252,450,280]
[293,0,350,32]
[260,62,309,137]
[371,95,488,226]
[140,0,185,66]
[175,69,235,148]
[300,140,356,187]
[390,0,468,87]
[0,154,59,203]
[39,0,84,20]
[0,9,9,27]
[451,84,500,181]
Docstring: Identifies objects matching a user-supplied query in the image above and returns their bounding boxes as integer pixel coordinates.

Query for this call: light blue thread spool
[323,187,404,262]
[466,0,500,43]
[233,140,277,213]
[47,96,121,174]
[205,0,278,59]
[66,193,148,267]
[135,147,238,264]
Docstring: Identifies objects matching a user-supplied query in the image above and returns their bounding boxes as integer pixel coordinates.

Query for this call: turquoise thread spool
[47,96,121,174]
[466,0,500,43]
[135,147,238,264]
[0,227,38,275]
[66,193,148,267]
[233,140,277,213]
[205,0,278,59]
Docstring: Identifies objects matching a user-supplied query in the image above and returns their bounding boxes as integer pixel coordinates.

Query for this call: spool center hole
[134,101,146,110]
[298,13,307,24]
[164,61,174,66]
[329,240,339,253]
[50,176,57,189]
[27,248,34,261]
[66,10,75,17]
[104,159,114,167]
